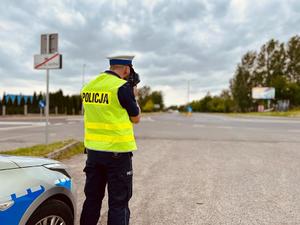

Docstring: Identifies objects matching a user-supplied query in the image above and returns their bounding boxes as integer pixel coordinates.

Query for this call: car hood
[0,155,59,169]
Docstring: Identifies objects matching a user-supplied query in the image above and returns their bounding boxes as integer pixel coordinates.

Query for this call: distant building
[1,94,33,105]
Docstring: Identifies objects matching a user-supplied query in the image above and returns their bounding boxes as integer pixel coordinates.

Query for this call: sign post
[46,68,49,144]
[34,33,62,144]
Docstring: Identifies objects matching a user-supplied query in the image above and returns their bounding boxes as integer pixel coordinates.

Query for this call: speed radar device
[127,66,140,87]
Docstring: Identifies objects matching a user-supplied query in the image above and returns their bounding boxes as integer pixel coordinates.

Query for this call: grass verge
[2,139,84,160]
[55,142,84,161]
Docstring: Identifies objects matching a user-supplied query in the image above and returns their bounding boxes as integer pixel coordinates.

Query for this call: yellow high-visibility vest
[81,72,137,152]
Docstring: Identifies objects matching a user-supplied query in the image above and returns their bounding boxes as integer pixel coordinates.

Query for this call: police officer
[80,55,140,225]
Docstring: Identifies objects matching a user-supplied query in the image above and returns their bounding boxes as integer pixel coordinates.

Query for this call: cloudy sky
[0,0,299,106]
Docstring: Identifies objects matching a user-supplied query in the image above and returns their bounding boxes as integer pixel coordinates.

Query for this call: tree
[6,96,13,114]
[149,91,164,111]
[286,35,300,83]
[137,86,151,109]
[142,99,154,112]
[220,90,235,112]
[30,92,38,113]
[20,96,25,114]
[1,93,6,108]
[199,93,212,112]
[286,83,300,106]
[137,86,165,112]
[230,52,256,112]
[253,39,286,87]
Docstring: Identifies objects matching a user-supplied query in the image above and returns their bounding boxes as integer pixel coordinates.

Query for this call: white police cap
[107,55,135,66]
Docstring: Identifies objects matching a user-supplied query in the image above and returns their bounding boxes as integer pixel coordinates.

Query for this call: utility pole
[82,64,86,89]
[186,79,192,116]
[81,64,86,115]
[187,79,190,105]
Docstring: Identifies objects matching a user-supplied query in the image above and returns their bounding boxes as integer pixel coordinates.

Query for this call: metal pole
[82,64,86,88]
[81,64,86,115]
[45,69,49,145]
[45,34,50,145]
[187,80,190,105]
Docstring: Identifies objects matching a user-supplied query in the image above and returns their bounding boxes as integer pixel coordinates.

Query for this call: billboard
[252,87,275,99]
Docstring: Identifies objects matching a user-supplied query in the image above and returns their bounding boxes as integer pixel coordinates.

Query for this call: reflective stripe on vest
[85,134,135,142]
[82,73,137,152]
[85,122,133,130]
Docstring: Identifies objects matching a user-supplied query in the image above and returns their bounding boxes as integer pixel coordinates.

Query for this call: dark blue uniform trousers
[80,149,133,225]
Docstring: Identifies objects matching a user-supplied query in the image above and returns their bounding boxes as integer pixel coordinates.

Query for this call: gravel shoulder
[63,138,300,225]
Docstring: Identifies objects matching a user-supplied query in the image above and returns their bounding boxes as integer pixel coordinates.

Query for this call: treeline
[137,86,164,112]
[0,90,81,115]
[176,35,300,113]
[0,86,165,115]
[176,90,234,113]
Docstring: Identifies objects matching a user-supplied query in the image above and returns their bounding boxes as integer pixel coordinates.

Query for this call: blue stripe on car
[55,178,72,190]
[0,186,45,225]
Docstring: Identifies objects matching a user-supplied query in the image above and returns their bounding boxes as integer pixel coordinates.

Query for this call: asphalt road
[0,115,84,151]
[1,113,300,224]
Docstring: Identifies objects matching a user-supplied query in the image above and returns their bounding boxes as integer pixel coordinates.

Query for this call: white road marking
[288,129,300,133]
[67,122,76,124]
[0,121,48,131]
[0,133,39,142]
[0,121,45,125]
[192,124,205,128]
[0,124,44,131]
[243,127,262,130]
[216,126,233,129]
[0,122,30,125]
[141,117,154,122]
[54,123,63,126]
[66,117,83,121]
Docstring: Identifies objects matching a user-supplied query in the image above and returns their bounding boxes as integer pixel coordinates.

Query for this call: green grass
[2,140,84,160]
[228,109,300,117]
[55,142,84,161]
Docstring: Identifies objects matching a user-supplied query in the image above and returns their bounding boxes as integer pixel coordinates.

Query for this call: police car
[0,155,76,225]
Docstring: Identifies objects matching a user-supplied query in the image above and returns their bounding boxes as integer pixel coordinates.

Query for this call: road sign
[187,106,193,113]
[34,33,62,145]
[39,100,46,108]
[41,33,58,54]
[34,53,62,69]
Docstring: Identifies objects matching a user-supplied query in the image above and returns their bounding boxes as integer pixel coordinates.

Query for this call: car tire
[26,199,74,225]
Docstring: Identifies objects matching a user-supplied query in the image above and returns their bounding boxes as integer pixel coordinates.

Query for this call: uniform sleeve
[118,82,140,117]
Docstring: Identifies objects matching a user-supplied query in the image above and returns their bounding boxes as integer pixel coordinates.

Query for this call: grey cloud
[0,0,299,105]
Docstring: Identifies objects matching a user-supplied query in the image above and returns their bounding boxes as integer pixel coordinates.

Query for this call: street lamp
[82,64,86,88]
[81,64,87,115]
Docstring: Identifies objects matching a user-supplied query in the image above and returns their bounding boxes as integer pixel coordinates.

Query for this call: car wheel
[26,199,73,225]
